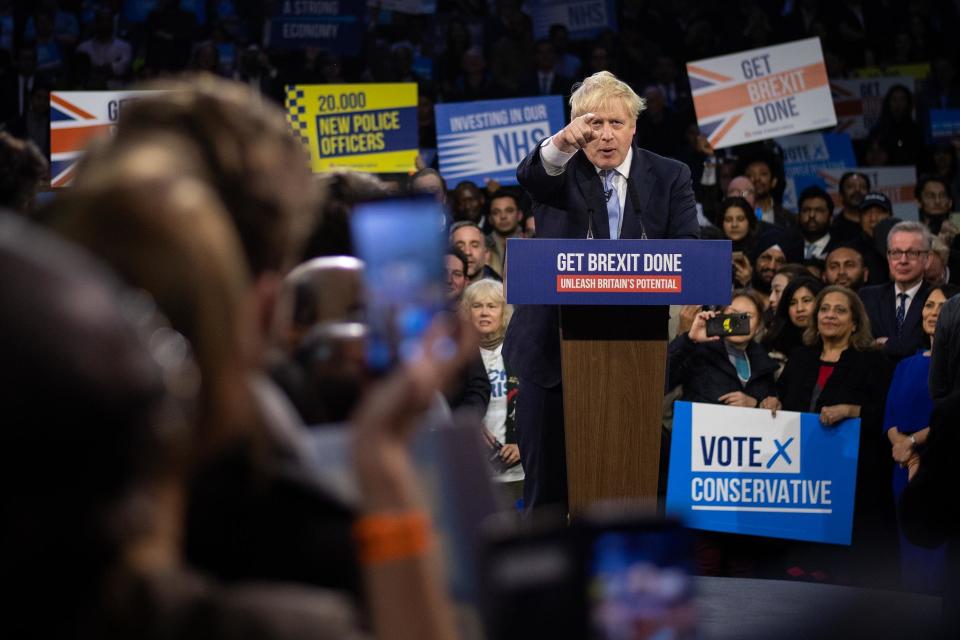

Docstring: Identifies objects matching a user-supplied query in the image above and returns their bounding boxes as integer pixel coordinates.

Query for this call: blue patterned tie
[602,169,621,239]
[896,293,907,337]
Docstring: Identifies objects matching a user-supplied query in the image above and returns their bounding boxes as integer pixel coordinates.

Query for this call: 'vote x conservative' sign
[666,402,859,545]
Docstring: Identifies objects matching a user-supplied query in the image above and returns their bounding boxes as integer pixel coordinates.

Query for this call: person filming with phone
[667,289,778,409]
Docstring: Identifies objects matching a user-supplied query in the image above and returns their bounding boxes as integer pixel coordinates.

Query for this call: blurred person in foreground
[0,131,48,215]
[80,75,371,594]
[462,280,523,507]
[768,286,896,586]
[0,213,465,640]
[883,285,960,593]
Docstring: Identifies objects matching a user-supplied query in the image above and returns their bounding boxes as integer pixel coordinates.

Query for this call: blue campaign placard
[504,238,732,306]
[929,109,960,141]
[267,0,364,54]
[778,132,856,210]
[530,0,617,41]
[435,96,566,187]
[666,402,860,545]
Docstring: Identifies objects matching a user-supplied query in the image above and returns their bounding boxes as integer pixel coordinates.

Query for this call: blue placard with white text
[929,109,960,141]
[666,402,860,545]
[530,0,617,41]
[778,132,856,210]
[435,96,565,188]
[505,239,732,306]
[267,0,364,54]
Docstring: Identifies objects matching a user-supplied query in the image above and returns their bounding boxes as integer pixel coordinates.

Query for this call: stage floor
[696,576,943,639]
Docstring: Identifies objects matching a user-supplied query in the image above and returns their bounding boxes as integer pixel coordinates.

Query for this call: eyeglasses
[887,249,929,261]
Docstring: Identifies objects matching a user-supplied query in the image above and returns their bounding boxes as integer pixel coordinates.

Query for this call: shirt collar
[896,280,923,299]
[806,233,830,250]
[594,146,633,180]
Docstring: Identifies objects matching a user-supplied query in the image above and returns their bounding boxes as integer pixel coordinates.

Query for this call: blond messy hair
[569,71,646,120]
[461,279,513,343]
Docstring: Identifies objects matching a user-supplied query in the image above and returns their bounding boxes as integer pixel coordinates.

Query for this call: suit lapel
[880,283,897,336]
[903,282,930,333]
[574,153,610,238]
[621,146,654,239]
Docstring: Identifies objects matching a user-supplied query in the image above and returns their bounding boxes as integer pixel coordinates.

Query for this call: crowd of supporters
[4,0,960,637]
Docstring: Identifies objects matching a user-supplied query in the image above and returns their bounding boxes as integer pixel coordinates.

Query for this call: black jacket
[778,345,896,557]
[504,142,699,387]
[667,334,778,406]
[859,280,930,360]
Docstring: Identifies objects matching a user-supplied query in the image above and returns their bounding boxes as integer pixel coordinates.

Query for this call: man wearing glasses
[859,220,933,359]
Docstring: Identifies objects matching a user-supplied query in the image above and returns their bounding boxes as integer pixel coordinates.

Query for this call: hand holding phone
[731,251,752,287]
[350,194,447,374]
[705,312,751,338]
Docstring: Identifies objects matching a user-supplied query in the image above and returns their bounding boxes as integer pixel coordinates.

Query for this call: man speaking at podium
[504,71,699,512]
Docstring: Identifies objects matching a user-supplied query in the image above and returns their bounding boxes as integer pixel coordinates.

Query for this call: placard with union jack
[688,38,837,150]
[831,76,914,140]
[49,91,161,187]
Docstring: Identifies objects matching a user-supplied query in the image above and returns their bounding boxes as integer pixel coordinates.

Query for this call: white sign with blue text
[435,96,566,187]
[667,402,859,545]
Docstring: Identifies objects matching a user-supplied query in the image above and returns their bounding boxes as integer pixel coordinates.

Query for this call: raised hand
[552,113,600,153]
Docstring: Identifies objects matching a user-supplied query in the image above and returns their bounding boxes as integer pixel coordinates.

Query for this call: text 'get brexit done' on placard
[688,38,837,150]
[666,402,860,545]
[504,239,732,306]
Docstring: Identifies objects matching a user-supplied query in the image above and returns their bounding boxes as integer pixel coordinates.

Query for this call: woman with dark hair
[720,196,761,288]
[868,84,923,167]
[883,284,960,592]
[719,195,759,253]
[770,286,897,586]
[763,276,824,370]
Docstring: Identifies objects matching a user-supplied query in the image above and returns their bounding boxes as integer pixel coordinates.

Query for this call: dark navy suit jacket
[503,142,699,387]
[859,281,930,360]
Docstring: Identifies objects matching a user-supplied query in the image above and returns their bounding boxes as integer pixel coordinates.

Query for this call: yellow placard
[286,83,419,174]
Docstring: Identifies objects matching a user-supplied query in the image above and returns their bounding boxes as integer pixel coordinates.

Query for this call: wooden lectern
[560,305,668,510]
[505,238,731,512]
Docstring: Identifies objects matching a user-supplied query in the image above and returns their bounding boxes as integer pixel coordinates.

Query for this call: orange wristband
[353,511,435,566]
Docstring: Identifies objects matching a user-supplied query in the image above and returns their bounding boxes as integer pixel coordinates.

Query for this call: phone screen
[350,194,447,373]
[586,523,696,640]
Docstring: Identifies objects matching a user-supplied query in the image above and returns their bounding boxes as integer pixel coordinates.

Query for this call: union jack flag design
[686,38,836,150]
[49,91,158,187]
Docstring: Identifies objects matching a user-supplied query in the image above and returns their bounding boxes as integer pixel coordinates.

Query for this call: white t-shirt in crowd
[480,344,524,483]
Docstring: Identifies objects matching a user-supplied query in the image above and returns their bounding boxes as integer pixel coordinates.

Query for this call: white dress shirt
[894,280,924,318]
[539,137,633,238]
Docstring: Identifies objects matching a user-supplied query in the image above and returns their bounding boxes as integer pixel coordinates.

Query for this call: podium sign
[506,238,732,509]
[505,239,732,306]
